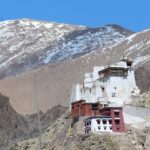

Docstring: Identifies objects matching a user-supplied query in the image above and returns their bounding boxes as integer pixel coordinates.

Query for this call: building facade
[71,100,126,133]
[99,106,126,132]
[74,58,139,106]
[70,58,136,134]
[84,116,113,133]
[71,100,102,118]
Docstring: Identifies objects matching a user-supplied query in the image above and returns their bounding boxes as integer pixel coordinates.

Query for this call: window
[109,120,112,124]
[85,130,89,133]
[104,126,107,130]
[102,120,107,124]
[114,87,116,90]
[110,126,112,130]
[114,112,119,117]
[86,121,91,126]
[98,126,101,130]
[72,106,74,109]
[115,120,120,125]
[112,93,116,97]
[77,104,79,107]
[101,87,105,92]
[97,120,100,124]
[92,103,98,110]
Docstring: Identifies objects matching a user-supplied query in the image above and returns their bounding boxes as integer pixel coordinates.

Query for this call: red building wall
[100,107,126,132]
[71,100,101,118]
[71,100,85,117]
[111,109,126,132]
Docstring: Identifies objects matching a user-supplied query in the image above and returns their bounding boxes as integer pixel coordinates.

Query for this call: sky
[0,0,150,32]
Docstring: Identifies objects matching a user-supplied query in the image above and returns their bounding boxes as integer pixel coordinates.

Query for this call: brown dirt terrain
[0,28,149,115]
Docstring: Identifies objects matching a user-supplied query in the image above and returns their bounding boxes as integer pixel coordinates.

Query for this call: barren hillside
[0,28,149,115]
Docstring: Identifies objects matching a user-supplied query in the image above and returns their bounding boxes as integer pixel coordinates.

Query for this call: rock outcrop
[0,92,68,149]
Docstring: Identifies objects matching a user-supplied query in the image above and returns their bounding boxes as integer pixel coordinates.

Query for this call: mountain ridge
[0,19,133,78]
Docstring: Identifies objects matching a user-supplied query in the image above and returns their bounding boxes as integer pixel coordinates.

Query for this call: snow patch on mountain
[133,55,150,67]
[43,26,126,63]
[0,19,133,77]
[127,34,137,43]
[125,42,144,55]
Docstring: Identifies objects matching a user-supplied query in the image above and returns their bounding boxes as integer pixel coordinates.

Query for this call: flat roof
[71,100,85,104]
[84,116,112,122]
[71,100,101,105]
[100,106,122,110]
[98,66,128,74]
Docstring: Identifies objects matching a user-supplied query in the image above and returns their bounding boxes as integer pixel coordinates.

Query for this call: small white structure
[74,58,140,106]
[84,116,113,133]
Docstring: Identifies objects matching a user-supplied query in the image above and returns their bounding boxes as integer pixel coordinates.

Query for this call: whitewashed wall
[75,60,140,105]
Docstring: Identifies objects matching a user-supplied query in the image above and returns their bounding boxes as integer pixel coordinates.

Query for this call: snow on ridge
[0,19,87,31]
[0,19,15,26]
[43,26,126,64]
[142,28,150,33]
[133,55,150,66]
[125,27,150,44]
[0,19,131,75]
[125,41,144,55]
[126,33,137,44]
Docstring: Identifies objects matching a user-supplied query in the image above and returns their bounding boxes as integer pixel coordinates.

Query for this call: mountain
[0,26,149,115]
[0,19,149,115]
[0,19,133,78]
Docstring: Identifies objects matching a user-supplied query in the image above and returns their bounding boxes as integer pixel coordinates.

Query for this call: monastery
[71,57,140,134]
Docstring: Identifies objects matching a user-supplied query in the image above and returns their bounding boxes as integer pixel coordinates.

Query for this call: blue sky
[0,0,149,31]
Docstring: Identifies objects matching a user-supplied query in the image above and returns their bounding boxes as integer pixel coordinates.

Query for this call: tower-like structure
[74,58,139,106]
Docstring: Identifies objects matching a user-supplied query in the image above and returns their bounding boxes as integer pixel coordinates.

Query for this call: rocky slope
[0,92,67,149]
[9,109,150,150]
[131,91,150,108]
[0,19,132,78]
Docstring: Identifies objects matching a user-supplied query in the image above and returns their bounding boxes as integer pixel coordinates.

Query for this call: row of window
[85,119,113,127]
[85,126,112,133]
[98,126,112,130]
[97,119,112,125]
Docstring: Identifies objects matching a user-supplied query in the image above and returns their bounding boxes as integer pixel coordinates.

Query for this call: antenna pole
[34,75,42,150]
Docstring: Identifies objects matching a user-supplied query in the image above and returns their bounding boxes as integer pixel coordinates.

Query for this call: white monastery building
[84,116,113,133]
[74,58,140,106]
